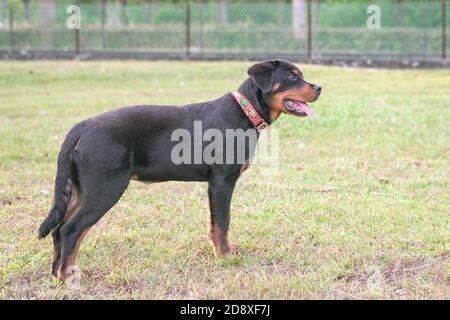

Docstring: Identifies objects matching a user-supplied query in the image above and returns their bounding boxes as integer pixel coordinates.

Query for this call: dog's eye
[288,73,298,81]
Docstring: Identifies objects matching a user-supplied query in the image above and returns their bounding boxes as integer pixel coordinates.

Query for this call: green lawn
[0,61,448,299]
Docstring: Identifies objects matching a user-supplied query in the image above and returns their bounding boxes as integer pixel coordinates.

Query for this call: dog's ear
[247,60,278,93]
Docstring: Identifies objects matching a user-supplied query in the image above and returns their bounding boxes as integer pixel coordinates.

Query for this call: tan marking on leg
[130,174,154,185]
[50,230,60,274]
[208,208,238,257]
[206,196,214,243]
[50,187,80,276]
[206,194,238,257]
[208,223,228,257]
[66,227,91,267]
[56,188,86,283]
[63,188,80,223]
[208,223,239,257]
[206,195,227,256]
[57,267,66,282]
[240,159,252,174]
[57,227,91,283]
[50,235,61,277]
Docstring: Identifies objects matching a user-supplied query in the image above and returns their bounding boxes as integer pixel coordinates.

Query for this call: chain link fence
[0,0,448,65]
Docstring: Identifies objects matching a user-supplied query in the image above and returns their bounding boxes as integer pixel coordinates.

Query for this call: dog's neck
[237,78,273,125]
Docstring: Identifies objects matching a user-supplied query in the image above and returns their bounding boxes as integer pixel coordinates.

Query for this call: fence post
[200,1,204,58]
[186,1,191,60]
[307,0,312,61]
[442,0,447,61]
[101,0,107,50]
[75,28,80,55]
[9,7,14,52]
[72,1,81,56]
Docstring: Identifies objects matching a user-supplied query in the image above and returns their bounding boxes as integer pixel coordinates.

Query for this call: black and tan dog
[38,59,321,283]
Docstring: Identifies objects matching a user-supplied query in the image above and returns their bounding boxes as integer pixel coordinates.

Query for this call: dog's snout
[312,84,322,93]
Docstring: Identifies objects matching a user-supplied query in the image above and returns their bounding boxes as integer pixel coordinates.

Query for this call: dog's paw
[65,265,82,289]
[228,243,240,253]
[214,243,241,257]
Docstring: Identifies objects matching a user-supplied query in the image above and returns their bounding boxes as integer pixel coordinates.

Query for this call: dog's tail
[38,122,85,239]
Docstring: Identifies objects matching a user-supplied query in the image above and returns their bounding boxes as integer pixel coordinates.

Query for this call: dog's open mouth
[283,99,313,117]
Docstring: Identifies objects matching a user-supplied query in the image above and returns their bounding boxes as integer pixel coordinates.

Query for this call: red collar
[232,92,268,132]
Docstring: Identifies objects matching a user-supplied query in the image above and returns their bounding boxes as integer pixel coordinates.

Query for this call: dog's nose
[313,84,322,93]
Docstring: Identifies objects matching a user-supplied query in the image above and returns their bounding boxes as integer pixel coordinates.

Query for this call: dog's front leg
[207,179,239,257]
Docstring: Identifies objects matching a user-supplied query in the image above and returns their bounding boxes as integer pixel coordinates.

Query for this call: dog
[38,59,321,282]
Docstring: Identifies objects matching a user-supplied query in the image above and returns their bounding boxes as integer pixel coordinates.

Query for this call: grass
[0,61,449,299]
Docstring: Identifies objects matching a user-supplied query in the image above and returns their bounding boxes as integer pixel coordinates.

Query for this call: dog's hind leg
[50,225,63,277]
[50,187,81,277]
[57,171,130,286]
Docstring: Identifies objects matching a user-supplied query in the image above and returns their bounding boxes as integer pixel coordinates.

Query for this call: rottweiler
[38,59,321,283]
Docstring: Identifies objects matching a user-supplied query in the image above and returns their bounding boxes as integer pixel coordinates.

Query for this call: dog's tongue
[293,101,313,117]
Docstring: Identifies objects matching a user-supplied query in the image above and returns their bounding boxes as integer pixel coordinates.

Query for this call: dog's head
[247,59,321,121]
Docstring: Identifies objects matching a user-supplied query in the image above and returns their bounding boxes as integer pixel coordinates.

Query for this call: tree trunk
[276,0,283,26]
[39,0,56,29]
[101,0,107,27]
[100,0,107,49]
[23,0,31,25]
[292,0,306,39]
[39,0,56,49]
[147,0,154,26]
[219,0,228,25]
[9,5,13,29]
[0,0,5,27]
[396,0,405,26]
[120,0,129,26]
[312,0,319,29]
[9,5,15,50]
[111,0,124,28]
